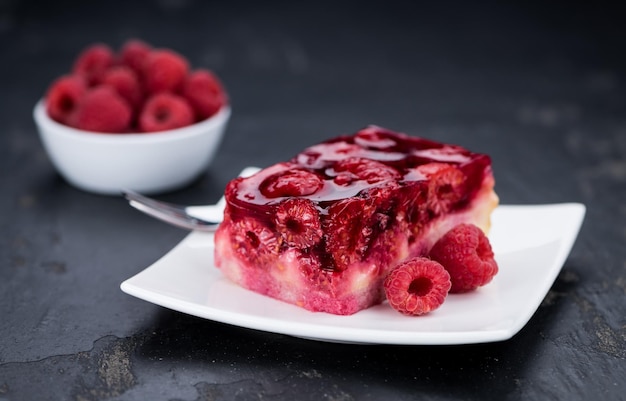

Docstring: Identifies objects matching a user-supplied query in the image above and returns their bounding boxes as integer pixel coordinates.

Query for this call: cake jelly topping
[225,126,491,218]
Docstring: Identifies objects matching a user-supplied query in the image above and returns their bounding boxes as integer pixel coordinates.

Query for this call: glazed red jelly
[214,126,498,315]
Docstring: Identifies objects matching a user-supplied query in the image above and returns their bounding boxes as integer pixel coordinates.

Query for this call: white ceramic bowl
[33,100,231,195]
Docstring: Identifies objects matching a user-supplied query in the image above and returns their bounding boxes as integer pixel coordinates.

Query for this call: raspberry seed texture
[429,223,498,293]
[384,257,451,316]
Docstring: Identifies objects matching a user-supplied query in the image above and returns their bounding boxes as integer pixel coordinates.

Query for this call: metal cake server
[123,167,260,232]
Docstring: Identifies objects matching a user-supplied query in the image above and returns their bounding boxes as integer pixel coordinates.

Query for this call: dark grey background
[1,1,624,400]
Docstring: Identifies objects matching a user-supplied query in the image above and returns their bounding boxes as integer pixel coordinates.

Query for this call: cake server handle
[123,166,260,232]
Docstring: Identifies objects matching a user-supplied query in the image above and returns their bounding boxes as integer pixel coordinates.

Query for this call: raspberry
[182,69,226,121]
[274,198,323,248]
[297,251,334,290]
[143,49,189,94]
[230,218,279,267]
[363,182,399,215]
[332,157,400,185]
[384,257,451,316]
[367,226,406,270]
[45,75,87,125]
[360,182,402,242]
[324,197,376,271]
[398,181,429,241]
[417,162,466,215]
[354,126,398,149]
[295,141,362,168]
[71,86,132,133]
[138,93,194,132]
[102,66,143,110]
[259,168,324,198]
[429,223,498,293]
[72,43,115,86]
[119,39,152,74]
[295,150,322,168]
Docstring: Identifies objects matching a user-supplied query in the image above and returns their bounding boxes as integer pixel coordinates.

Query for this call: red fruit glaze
[143,49,189,94]
[45,75,87,125]
[72,44,115,86]
[332,157,400,185]
[71,86,132,133]
[384,257,451,316]
[139,93,194,132]
[182,69,226,121]
[259,166,324,198]
[214,126,499,315]
[429,223,499,293]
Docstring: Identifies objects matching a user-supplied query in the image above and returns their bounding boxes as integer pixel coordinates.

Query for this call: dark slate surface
[1,1,624,400]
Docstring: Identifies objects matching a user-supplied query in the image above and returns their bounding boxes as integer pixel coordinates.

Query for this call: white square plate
[121,203,585,345]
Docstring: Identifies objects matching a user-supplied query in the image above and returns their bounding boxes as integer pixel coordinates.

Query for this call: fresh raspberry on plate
[72,43,115,86]
[182,69,226,121]
[45,75,87,125]
[143,49,189,94]
[71,86,132,133]
[384,257,451,316]
[138,93,194,132]
[429,223,498,293]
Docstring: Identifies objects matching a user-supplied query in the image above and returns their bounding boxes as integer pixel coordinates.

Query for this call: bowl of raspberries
[33,39,230,195]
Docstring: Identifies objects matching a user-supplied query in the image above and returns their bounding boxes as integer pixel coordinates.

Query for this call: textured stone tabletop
[1,1,624,400]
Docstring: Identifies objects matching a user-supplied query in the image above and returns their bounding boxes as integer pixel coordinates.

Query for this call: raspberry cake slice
[214,126,498,315]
